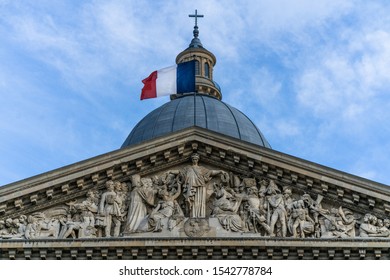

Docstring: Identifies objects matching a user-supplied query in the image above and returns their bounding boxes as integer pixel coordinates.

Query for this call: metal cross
[189,9,204,27]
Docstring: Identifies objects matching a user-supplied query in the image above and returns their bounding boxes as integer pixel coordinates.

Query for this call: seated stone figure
[211,183,244,232]
[147,182,183,232]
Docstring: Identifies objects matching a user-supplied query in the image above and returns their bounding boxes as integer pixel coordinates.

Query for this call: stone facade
[1,127,390,259]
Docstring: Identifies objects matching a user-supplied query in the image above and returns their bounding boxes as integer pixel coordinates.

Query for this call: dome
[121,94,271,148]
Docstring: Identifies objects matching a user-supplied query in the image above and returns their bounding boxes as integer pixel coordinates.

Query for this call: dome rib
[171,96,185,132]
[152,101,171,140]
[221,101,242,140]
[193,93,197,126]
[199,95,208,129]
[229,105,271,148]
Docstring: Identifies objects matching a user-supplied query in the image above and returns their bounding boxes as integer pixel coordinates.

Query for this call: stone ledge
[0,238,389,260]
[1,237,389,249]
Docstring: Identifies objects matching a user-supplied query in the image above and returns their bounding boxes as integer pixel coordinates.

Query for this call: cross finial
[189,9,204,39]
[189,9,204,27]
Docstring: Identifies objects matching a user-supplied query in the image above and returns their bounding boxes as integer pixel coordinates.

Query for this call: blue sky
[1,0,390,186]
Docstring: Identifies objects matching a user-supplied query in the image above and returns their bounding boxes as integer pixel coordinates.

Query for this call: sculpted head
[5,218,13,227]
[19,215,27,224]
[267,180,280,195]
[363,213,371,223]
[131,174,141,188]
[105,180,115,191]
[141,177,153,188]
[371,215,378,225]
[191,153,200,165]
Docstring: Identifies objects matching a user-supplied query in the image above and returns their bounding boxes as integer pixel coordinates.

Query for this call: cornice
[0,237,389,260]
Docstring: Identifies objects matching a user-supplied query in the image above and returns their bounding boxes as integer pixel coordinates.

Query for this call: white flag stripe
[156,65,177,97]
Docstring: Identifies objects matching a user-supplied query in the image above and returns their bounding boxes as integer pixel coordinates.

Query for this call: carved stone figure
[115,182,129,220]
[98,180,122,237]
[24,213,60,239]
[337,207,356,237]
[265,180,287,237]
[302,193,326,225]
[0,220,8,236]
[359,213,384,237]
[240,179,270,235]
[283,187,294,216]
[0,219,18,238]
[365,218,390,237]
[17,215,27,237]
[2,165,387,241]
[211,183,244,232]
[320,207,355,238]
[123,175,156,233]
[24,215,40,239]
[168,153,228,218]
[5,218,18,235]
[63,190,99,238]
[184,218,210,237]
[376,219,390,237]
[60,214,84,239]
[147,182,183,232]
[289,200,315,238]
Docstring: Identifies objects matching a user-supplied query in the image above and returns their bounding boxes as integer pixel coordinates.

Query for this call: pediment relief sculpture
[0,153,388,240]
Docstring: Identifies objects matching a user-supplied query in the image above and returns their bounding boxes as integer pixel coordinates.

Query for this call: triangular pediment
[1,127,390,259]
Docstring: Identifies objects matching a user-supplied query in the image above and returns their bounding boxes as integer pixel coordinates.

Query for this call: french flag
[140,61,195,100]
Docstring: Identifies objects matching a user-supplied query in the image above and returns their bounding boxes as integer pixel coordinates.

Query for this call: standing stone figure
[266,180,287,237]
[241,180,270,235]
[98,180,122,237]
[290,200,315,238]
[123,175,156,233]
[168,153,228,218]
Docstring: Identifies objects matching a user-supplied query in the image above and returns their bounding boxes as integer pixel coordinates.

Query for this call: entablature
[0,127,389,251]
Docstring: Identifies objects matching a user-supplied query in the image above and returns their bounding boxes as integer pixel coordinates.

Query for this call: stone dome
[121,94,271,148]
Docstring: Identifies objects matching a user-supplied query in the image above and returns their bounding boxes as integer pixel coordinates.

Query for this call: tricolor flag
[140,60,195,100]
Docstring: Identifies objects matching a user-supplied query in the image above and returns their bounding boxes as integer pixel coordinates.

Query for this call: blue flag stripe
[176,61,195,93]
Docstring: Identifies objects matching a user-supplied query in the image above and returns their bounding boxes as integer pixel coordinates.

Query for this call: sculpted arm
[167,170,180,175]
[172,183,182,201]
[208,170,228,177]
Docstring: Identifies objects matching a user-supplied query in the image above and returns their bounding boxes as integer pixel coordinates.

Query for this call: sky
[1,0,390,187]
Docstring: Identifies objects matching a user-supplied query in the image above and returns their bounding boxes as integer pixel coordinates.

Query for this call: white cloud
[296,28,390,123]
